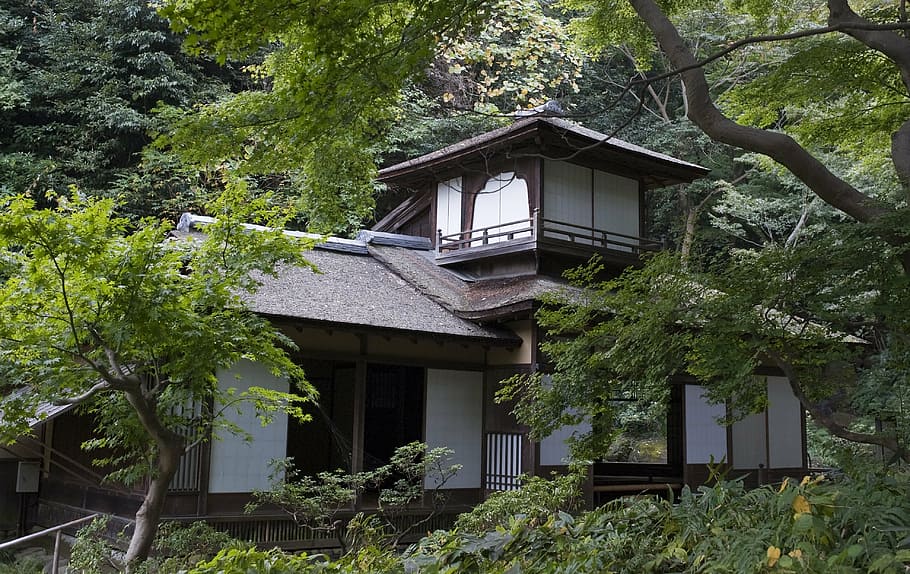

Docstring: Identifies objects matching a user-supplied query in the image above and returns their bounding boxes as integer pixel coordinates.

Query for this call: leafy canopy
[0,0,237,216]
[0,185,314,482]
[156,0,488,234]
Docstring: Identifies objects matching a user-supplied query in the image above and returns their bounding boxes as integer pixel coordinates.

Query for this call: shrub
[249,442,461,554]
[139,521,250,574]
[183,471,910,574]
[71,517,248,574]
[453,470,584,535]
[408,471,910,573]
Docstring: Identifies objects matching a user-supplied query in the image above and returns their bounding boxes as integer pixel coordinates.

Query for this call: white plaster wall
[684,385,728,464]
[543,160,592,242]
[208,360,289,493]
[767,376,804,468]
[593,170,639,251]
[424,369,483,489]
[471,173,530,244]
[436,177,463,238]
[487,320,534,366]
[540,417,590,466]
[732,412,767,469]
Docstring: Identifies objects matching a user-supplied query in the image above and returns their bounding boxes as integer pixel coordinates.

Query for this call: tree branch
[768,350,907,463]
[53,380,113,406]
[893,119,910,190]
[627,0,895,227]
[827,0,910,92]
[631,20,910,89]
[784,196,817,249]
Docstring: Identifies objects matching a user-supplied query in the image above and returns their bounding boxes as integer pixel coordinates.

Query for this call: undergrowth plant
[248,442,461,554]
[188,471,910,574]
[70,517,247,574]
[454,470,585,535]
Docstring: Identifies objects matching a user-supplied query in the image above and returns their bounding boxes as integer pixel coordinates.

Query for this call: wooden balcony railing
[540,219,663,253]
[437,217,535,251]
[436,209,662,256]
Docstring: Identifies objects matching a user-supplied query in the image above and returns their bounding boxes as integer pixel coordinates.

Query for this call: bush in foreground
[188,472,910,574]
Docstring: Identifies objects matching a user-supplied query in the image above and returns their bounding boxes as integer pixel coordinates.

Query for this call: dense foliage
[0,189,314,563]
[70,518,249,574]
[185,472,910,574]
[0,0,241,218]
[249,442,461,553]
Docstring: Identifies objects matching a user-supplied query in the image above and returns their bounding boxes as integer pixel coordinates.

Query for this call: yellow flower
[778,478,789,493]
[788,549,803,561]
[792,494,811,515]
[800,475,810,486]
[767,546,781,567]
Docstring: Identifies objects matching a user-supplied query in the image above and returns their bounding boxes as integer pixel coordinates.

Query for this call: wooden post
[352,335,367,476]
[532,208,539,239]
[436,229,442,255]
[482,229,489,245]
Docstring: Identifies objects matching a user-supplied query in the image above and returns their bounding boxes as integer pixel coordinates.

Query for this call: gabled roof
[378,116,710,188]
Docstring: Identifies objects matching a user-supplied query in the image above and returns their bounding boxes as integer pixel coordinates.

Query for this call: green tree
[496,0,910,461]
[250,442,461,554]
[157,0,490,234]
[0,0,238,216]
[0,187,314,566]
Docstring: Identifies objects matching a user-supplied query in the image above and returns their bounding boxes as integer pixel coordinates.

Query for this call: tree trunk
[125,438,183,566]
[122,389,186,568]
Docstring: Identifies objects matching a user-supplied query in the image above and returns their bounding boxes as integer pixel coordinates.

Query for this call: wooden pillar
[351,335,367,474]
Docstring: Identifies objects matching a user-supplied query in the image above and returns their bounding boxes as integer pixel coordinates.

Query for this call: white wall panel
[471,173,529,244]
[209,360,289,493]
[767,376,804,468]
[684,385,728,464]
[425,369,483,489]
[594,171,639,251]
[732,412,767,469]
[436,177,463,238]
[540,417,590,466]
[543,160,592,238]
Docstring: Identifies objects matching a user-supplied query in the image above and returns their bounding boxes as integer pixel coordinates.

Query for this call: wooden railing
[540,219,663,253]
[200,510,459,549]
[437,217,535,251]
[436,210,662,256]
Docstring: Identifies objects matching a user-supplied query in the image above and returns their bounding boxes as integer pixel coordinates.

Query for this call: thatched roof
[245,245,519,344]
[367,244,575,320]
[176,217,555,343]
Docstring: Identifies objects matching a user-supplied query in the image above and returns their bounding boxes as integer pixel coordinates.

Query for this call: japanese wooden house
[0,117,808,547]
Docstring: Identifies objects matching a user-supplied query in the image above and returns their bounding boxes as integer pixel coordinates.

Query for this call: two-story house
[1,117,808,548]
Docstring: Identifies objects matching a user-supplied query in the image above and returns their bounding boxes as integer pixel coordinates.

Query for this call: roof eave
[377,117,711,187]
[260,314,522,347]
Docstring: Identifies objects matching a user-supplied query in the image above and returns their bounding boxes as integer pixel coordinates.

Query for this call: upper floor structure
[374,116,709,279]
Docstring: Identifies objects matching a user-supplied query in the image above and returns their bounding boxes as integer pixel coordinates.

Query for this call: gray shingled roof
[246,248,518,343]
[378,116,709,180]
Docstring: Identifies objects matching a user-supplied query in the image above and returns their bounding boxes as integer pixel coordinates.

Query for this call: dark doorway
[363,364,424,470]
[286,360,356,476]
